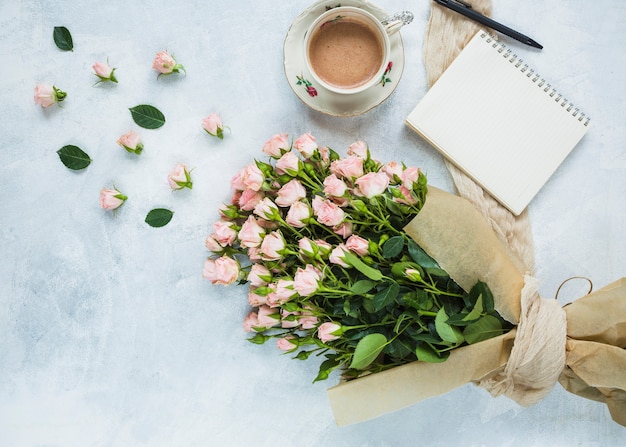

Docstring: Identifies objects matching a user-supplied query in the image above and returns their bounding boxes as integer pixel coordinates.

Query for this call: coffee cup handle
[381,11,414,36]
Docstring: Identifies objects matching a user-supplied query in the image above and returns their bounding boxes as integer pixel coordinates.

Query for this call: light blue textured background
[1,1,624,446]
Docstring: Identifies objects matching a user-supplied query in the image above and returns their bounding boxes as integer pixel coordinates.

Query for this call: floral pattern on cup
[378,61,393,87]
[296,74,318,97]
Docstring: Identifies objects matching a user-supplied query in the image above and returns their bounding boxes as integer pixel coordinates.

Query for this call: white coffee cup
[304,7,405,95]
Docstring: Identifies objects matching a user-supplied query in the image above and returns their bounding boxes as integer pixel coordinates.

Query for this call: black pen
[434,0,543,49]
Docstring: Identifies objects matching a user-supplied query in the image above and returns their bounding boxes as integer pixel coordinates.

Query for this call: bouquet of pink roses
[203,133,511,382]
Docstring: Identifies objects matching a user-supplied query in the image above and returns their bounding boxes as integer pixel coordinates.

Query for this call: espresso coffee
[308,17,384,90]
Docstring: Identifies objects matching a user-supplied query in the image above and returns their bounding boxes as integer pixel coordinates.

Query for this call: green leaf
[462,294,484,322]
[56,145,91,170]
[350,279,375,295]
[341,250,383,281]
[371,281,400,312]
[129,104,166,129]
[435,307,464,344]
[247,333,269,345]
[407,239,439,268]
[470,281,495,313]
[53,26,73,51]
[349,333,387,370]
[382,236,404,259]
[415,343,449,363]
[145,208,174,227]
[313,357,342,383]
[463,315,504,344]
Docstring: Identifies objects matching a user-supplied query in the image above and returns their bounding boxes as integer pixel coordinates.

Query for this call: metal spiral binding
[479,32,590,126]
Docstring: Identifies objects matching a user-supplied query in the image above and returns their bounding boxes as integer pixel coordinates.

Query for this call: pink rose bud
[34,83,66,108]
[401,167,421,189]
[253,197,280,221]
[243,311,260,332]
[293,265,323,297]
[275,179,306,207]
[247,264,272,287]
[92,61,118,83]
[317,322,343,343]
[347,140,368,158]
[330,155,364,179]
[286,201,311,228]
[323,174,348,198]
[202,113,225,139]
[312,196,345,227]
[238,215,265,248]
[168,163,193,190]
[202,256,240,285]
[152,50,185,76]
[262,133,290,158]
[382,161,403,183]
[329,244,351,268]
[259,230,286,261]
[257,305,280,329]
[275,151,300,176]
[116,130,144,154]
[212,220,237,246]
[294,133,318,158]
[346,235,370,256]
[241,163,264,191]
[99,187,127,210]
[277,337,298,351]
[355,172,390,199]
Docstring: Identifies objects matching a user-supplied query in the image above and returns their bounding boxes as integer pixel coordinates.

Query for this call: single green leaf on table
[349,333,388,370]
[145,208,174,227]
[57,145,91,170]
[129,105,166,129]
[53,26,73,51]
[463,315,504,344]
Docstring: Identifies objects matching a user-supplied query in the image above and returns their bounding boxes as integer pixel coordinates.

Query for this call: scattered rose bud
[34,83,66,108]
[202,113,225,139]
[116,130,144,154]
[168,163,193,190]
[152,50,185,76]
[92,61,118,84]
[99,187,127,210]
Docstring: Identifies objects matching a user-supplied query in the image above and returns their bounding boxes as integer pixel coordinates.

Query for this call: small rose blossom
[247,264,272,287]
[212,220,237,246]
[152,50,185,75]
[257,305,280,328]
[275,151,300,176]
[230,169,246,191]
[267,279,296,307]
[298,305,319,329]
[275,179,306,207]
[323,174,348,198]
[405,268,422,282]
[238,215,265,248]
[34,83,66,108]
[333,222,353,238]
[314,239,332,257]
[281,311,300,329]
[401,167,421,189]
[382,161,403,183]
[347,140,368,158]
[168,163,193,190]
[248,246,262,262]
[205,235,224,253]
[238,189,264,211]
[241,163,265,191]
[293,265,323,297]
[260,230,286,261]
[330,155,364,179]
[318,322,343,343]
[202,256,240,285]
[202,113,225,139]
[99,187,127,210]
[117,130,144,154]
[254,197,280,221]
[346,235,369,256]
[393,185,417,205]
[277,337,298,351]
[92,61,118,83]
[294,133,318,158]
[248,289,267,307]
[312,196,344,227]
[329,244,350,267]
[286,201,311,228]
[262,133,289,157]
[243,311,260,332]
[355,171,389,198]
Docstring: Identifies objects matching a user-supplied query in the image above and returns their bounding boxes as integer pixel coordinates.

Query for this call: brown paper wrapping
[326,188,626,427]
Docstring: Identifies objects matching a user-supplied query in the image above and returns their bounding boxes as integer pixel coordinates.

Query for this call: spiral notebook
[406,30,590,215]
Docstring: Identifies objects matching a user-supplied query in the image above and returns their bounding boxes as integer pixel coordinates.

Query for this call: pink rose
[117,130,143,154]
[401,167,421,189]
[168,163,193,190]
[277,337,297,351]
[382,161,403,183]
[293,265,323,297]
[333,222,353,238]
[212,220,237,246]
[92,61,117,83]
[241,163,265,191]
[248,246,262,262]
[238,215,265,248]
[281,311,300,329]
[243,311,260,332]
[248,289,267,307]
[267,279,296,307]
[294,133,317,158]
[312,196,345,227]
[238,189,264,211]
[202,113,225,139]
[205,235,223,253]
[355,172,389,198]
[34,83,66,108]
[330,155,364,179]
[346,235,369,256]
[286,201,311,228]
[393,185,417,205]
[253,197,280,220]
[152,50,185,75]
[247,264,272,287]
[202,256,240,285]
[99,188,127,210]
[257,305,280,328]
[262,133,289,157]
[230,169,246,191]
[314,239,332,257]
[347,140,368,158]
[329,244,350,267]
[323,174,348,198]
[318,322,342,343]
[260,230,285,261]
[275,151,300,176]
[275,179,306,207]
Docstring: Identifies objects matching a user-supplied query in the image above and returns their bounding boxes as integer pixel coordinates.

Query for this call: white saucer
[284,0,405,117]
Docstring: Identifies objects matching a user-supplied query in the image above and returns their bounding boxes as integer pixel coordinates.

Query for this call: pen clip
[450,0,473,9]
